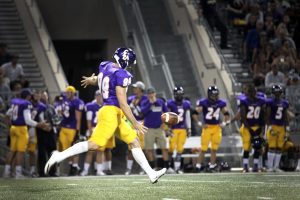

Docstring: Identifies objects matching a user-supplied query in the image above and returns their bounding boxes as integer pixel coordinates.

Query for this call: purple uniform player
[195,86,230,172]
[45,48,166,184]
[240,85,266,172]
[266,85,289,172]
[167,86,191,173]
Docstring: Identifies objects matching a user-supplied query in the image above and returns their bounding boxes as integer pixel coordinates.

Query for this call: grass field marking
[66,183,78,186]
[132,181,145,184]
[263,174,300,177]
[162,198,181,200]
[257,197,274,200]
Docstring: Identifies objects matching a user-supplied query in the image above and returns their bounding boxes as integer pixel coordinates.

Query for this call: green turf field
[0,173,300,200]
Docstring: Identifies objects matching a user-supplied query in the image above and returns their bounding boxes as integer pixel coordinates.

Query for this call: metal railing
[131,0,175,97]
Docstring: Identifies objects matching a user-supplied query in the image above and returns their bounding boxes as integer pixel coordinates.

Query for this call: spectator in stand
[264,13,276,40]
[292,19,300,54]
[199,0,228,49]
[287,73,300,86]
[243,14,258,40]
[267,0,283,26]
[0,43,12,66]
[225,0,246,26]
[9,80,22,98]
[1,54,24,84]
[272,23,296,52]
[265,62,286,88]
[273,44,296,74]
[243,20,264,63]
[245,4,264,24]
[0,68,11,102]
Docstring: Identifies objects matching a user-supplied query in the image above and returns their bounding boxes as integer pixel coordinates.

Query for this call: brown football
[161,112,180,126]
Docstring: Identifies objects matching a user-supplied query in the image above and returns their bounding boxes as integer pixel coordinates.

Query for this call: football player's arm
[116,86,148,135]
[23,109,44,128]
[81,73,98,88]
[75,110,82,132]
[230,111,240,123]
[195,106,203,127]
[240,104,251,130]
[86,110,93,137]
[221,107,230,126]
[185,109,192,134]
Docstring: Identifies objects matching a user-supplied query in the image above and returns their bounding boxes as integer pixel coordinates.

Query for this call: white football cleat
[166,167,176,174]
[274,168,283,173]
[44,151,60,175]
[96,171,106,176]
[266,168,274,173]
[124,169,131,175]
[149,168,167,184]
[80,170,88,176]
[296,167,300,172]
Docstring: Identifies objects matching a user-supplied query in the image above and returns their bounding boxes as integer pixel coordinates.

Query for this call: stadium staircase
[213,29,253,85]
[137,0,201,101]
[0,0,45,89]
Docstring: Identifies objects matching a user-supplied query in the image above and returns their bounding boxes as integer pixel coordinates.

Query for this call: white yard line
[257,197,274,200]
[66,183,78,186]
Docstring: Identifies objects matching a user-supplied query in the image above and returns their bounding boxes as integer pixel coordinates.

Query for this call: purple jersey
[61,98,84,129]
[85,101,102,127]
[32,102,46,122]
[267,98,289,126]
[197,98,227,125]
[141,98,168,128]
[128,95,148,121]
[256,91,267,99]
[98,61,132,107]
[167,99,191,129]
[237,93,246,107]
[10,98,32,126]
[240,97,265,126]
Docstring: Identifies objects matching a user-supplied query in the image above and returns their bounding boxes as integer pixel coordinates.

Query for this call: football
[161,112,180,126]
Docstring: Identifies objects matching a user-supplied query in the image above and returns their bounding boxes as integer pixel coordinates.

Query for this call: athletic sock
[127,159,133,170]
[268,152,275,169]
[97,163,104,172]
[15,165,22,175]
[30,166,36,174]
[131,148,155,177]
[174,161,181,171]
[84,163,90,172]
[57,141,89,163]
[104,161,112,170]
[4,165,11,174]
[274,153,282,169]
[243,158,249,169]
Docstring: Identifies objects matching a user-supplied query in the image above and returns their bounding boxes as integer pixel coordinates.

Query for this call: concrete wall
[36,0,124,57]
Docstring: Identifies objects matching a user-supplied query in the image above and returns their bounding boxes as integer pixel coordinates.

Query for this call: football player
[239,84,266,172]
[28,90,47,177]
[266,85,289,172]
[45,47,166,184]
[125,81,147,175]
[2,89,48,178]
[195,86,230,172]
[59,86,84,175]
[167,86,192,174]
[80,90,115,176]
